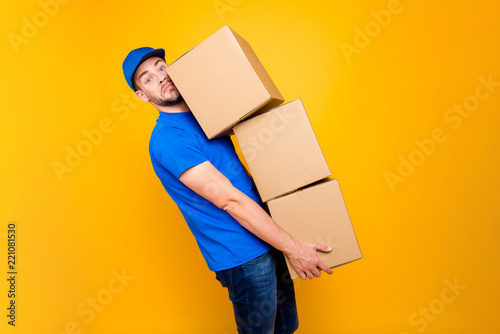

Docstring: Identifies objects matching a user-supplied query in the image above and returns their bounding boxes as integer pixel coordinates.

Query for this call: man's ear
[135,90,149,102]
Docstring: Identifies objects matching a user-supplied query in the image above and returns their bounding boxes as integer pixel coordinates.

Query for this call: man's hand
[179,160,333,280]
[285,240,333,280]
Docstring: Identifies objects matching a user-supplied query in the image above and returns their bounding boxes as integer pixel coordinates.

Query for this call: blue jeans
[215,248,299,333]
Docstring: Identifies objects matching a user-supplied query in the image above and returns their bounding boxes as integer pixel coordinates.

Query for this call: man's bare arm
[179,160,333,280]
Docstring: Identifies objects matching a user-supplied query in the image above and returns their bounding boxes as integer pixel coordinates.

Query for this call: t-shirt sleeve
[152,128,208,179]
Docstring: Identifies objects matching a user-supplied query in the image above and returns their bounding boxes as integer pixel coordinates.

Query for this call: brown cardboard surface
[267,178,362,279]
[233,99,331,202]
[167,25,284,139]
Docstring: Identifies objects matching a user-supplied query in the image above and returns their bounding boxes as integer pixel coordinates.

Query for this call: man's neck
[154,100,190,113]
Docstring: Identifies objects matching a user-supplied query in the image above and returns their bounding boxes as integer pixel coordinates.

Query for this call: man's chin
[156,94,184,107]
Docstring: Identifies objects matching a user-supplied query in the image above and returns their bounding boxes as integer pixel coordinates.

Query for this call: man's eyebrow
[137,59,165,81]
[137,69,149,81]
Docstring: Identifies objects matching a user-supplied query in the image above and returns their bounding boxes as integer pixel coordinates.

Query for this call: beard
[148,88,185,107]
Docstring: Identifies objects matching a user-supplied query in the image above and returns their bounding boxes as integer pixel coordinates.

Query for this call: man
[122,47,333,333]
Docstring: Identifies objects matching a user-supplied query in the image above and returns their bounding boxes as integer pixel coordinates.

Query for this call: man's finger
[312,267,322,278]
[315,243,333,253]
[317,260,333,275]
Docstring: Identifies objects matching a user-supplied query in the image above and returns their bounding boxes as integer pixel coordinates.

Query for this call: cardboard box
[267,178,362,279]
[167,25,284,139]
[233,99,331,202]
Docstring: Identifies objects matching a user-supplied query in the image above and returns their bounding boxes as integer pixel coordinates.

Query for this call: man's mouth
[163,82,174,93]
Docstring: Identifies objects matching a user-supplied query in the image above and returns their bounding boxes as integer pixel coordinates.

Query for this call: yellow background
[1,0,499,333]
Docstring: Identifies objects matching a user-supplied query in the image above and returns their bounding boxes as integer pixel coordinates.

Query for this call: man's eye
[160,66,165,71]
[145,78,151,84]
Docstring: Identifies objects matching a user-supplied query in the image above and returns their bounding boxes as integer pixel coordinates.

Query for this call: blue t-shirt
[149,111,271,271]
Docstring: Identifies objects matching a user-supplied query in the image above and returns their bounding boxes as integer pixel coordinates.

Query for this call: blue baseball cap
[122,47,165,91]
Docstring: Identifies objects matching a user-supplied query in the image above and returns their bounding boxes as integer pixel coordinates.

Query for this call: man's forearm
[178,160,332,279]
[222,189,298,255]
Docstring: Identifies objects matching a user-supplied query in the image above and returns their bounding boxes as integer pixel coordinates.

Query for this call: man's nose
[159,74,170,84]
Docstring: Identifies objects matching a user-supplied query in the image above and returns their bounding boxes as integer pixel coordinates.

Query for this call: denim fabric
[215,248,299,333]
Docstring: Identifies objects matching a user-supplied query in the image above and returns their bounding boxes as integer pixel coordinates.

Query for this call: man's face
[133,56,183,107]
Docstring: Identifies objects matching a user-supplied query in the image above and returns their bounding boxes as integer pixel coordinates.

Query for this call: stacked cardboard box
[232,98,331,202]
[266,178,362,279]
[167,25,362,278]
[167,26,284,139]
